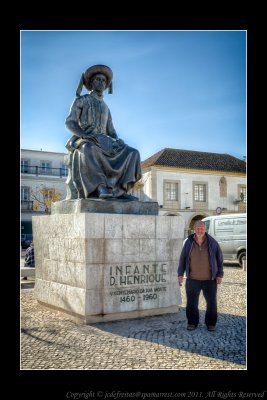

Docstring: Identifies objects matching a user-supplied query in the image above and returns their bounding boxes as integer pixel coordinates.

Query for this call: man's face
[91,74,107,92]
[194,223,206,238]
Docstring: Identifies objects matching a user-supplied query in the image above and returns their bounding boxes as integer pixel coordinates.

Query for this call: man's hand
[216,277,222,284]
[178,276,183,285]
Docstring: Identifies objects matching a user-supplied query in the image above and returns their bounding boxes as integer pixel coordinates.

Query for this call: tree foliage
[31,185,62,213]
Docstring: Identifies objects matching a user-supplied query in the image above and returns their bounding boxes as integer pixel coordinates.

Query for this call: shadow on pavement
[92,309,246,366]
[21,282,35,289]
[223,261,241,268]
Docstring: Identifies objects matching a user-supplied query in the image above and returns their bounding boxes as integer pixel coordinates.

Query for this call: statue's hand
[82,132,97,140]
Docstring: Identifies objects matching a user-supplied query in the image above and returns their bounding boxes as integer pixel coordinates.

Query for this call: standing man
[178,220,223,331]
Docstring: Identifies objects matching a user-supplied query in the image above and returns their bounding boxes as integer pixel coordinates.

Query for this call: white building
[21,147,246,240]
[138,148,246,237]
[21,149,67,235]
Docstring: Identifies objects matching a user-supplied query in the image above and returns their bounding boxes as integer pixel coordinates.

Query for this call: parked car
[21,234,33,249]
[202,213,246,266]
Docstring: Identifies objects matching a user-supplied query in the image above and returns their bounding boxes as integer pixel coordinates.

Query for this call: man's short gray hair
[193,220,205,228]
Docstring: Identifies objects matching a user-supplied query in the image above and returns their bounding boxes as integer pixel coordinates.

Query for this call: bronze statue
[64,65,142,200]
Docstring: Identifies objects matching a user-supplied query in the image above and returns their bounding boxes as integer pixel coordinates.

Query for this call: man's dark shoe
[187,324,197,331]
[207,325,216,331]
[98,185,113,199]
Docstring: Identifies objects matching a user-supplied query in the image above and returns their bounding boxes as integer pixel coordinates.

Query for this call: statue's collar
[90,91,104,101]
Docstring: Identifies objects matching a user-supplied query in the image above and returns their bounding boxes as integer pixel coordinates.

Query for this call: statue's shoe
[118,193,138,201]
[98,186,113,199]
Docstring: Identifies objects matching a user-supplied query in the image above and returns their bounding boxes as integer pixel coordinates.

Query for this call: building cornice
[21,149,67,156]
[142,165,246,177]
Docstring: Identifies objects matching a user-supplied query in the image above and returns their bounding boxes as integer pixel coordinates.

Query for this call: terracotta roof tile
[141,148,246,173]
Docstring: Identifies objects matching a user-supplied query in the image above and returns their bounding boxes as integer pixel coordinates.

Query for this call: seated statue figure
[64,64,142,200]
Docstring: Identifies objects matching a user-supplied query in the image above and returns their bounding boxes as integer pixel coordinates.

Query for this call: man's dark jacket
[178,233,224,280]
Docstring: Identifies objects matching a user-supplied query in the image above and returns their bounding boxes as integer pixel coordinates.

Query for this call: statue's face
[91,74,107,92]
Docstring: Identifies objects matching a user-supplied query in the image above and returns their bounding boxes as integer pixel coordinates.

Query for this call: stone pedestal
[51,198,159,215]
[33,212,184,323]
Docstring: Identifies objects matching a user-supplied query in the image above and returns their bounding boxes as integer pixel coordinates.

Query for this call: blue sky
[21,30,246,161]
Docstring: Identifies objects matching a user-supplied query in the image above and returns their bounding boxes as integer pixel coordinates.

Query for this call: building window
[165,182,178,201]
[240,186,247,203]
[40,162,51,175]
[21,186,30,201]
[163,180,180,209]
[194,184,206,202]
[220,176,227,197]
[21,160,29,173]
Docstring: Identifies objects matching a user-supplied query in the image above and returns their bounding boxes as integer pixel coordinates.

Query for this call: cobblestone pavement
[21,266,246,370]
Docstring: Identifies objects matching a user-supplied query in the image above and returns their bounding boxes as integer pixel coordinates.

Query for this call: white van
[202,213,246,266]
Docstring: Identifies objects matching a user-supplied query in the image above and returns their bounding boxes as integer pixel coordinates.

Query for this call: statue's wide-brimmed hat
[76,64,113,96]
[84,65,113,90]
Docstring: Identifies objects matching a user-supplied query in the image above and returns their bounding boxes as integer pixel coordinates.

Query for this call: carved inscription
[109,263,167,286]
[108,263,170,306]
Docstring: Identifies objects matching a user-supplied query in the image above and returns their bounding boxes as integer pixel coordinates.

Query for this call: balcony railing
[21,166,68,177]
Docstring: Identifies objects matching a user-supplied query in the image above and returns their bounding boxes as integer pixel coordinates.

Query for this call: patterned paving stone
[21,266,246,370]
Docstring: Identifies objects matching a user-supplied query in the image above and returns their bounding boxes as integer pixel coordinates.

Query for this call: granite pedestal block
[51,198,159,215]
[33,212,184,323]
